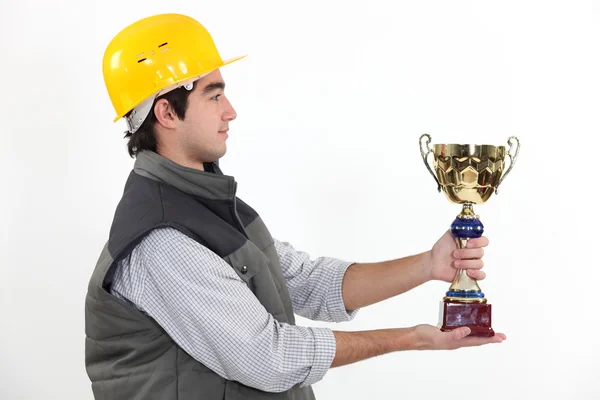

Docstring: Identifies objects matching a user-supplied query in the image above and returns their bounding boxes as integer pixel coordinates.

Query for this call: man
[85,13,505,400]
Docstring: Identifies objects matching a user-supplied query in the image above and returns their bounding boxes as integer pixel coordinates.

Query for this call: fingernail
[453,251,460,258]
[467,241,475,248]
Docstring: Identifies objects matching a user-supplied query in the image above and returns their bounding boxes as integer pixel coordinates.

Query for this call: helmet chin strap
[125,77,201,134]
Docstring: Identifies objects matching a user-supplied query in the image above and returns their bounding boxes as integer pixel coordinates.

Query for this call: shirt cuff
[326,260,359,322]
[301,327,336,387]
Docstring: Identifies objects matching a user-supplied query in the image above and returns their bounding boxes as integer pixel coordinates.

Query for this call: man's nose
[222,96,237,121]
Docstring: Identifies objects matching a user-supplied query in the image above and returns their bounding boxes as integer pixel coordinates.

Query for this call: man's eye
[212,94,222,101]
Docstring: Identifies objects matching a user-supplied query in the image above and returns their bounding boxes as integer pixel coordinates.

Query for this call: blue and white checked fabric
[110,227,357,392]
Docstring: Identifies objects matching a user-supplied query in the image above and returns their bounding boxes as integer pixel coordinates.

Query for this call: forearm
[330,327,420,368]
[341,251,431,310]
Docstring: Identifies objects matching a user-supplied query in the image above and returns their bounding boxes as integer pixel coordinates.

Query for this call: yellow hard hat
[102,13,246,130]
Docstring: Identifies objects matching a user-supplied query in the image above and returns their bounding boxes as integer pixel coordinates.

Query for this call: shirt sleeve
[110,227,336,393]
[274,239,359,323]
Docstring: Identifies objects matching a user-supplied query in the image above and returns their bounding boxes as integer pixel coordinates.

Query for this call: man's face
[176,69,237,164]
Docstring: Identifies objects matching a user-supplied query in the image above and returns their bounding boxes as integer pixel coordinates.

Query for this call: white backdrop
[2,0,599,399]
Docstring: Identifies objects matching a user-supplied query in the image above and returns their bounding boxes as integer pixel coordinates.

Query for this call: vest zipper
[232,182,249,238]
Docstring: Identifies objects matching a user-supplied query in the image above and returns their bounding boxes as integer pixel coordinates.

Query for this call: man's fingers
[467,237,489,248]
[456,333,506,348]
[460,336,504,347]
[454,259,484,269]
[434,328,506,350]
[466,270,486,280]
[454,248,484,260]
[450,327,471,341]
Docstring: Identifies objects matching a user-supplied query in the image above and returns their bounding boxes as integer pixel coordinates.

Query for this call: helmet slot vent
[159,43,170,52]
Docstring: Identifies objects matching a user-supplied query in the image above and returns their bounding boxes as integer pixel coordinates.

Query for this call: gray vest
[84,151,316,400]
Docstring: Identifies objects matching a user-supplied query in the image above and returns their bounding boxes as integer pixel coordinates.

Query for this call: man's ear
[154,99,178,129]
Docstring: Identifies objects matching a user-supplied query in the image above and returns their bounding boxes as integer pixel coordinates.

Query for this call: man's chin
[202,149,226,164]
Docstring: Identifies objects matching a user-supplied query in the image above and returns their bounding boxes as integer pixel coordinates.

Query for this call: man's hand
[330,324,506,368]
[427,230,489,283]
[413,324,506,350]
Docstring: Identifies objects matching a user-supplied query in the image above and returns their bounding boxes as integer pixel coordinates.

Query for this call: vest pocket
[224,240,270,284]
[225,239,290,324]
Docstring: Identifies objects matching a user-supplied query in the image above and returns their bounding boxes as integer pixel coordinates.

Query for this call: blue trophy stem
[444,203,487,303]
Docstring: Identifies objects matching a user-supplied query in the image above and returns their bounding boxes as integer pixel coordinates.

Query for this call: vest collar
[133,151,236,200]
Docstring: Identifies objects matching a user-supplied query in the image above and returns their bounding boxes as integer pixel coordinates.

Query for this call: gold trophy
[419,134,520,336]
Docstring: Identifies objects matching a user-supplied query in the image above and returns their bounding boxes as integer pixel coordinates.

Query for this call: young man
[84,13,505,400]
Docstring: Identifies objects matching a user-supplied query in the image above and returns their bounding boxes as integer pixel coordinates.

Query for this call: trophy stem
[443,203,487,304]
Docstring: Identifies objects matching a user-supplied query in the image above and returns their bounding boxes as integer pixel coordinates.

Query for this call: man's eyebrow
[202,81,225,94]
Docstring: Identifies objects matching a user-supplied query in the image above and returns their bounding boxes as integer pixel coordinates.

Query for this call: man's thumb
[451,327,471,341]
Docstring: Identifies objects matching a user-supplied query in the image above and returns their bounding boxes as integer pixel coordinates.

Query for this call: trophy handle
[419,133,442,192]
[496,136,520,194]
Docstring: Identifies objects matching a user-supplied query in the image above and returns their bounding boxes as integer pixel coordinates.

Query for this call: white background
[2,0,599,399]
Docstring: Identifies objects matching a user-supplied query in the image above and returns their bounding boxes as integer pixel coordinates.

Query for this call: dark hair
[124,86,193,157]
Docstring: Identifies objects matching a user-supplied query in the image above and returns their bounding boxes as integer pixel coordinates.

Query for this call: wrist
[392,326,426,352]
[409,325,432,350]
[420,250,434,282]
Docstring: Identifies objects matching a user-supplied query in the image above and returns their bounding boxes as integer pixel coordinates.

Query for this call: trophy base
[438,301,495,337]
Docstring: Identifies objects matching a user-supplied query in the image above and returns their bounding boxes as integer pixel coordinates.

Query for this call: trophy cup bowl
[419,133,520,337]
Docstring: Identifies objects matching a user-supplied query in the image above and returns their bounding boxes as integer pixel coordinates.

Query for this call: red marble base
[440,301,495,337]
